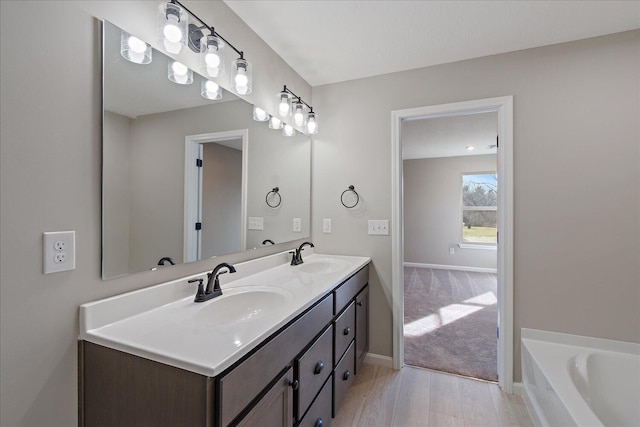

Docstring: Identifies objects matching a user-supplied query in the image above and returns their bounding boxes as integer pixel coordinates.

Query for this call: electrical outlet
[323,219,332,233]
[449,247,455,255]
[368,220,389,235]
[43,231,75,274]
[293,218,301,232]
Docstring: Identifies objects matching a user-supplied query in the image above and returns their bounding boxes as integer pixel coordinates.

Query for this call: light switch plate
[322,219,332,233]
[368,220,389,235]
[293,218,301,232]
[43,231,76,274]
[248,217,264,230]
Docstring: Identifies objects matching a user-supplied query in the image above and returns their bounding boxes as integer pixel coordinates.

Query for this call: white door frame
[184,129,249,262]
[391,96,514,393]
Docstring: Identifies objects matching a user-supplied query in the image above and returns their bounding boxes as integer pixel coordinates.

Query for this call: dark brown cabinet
[79,264,369,427]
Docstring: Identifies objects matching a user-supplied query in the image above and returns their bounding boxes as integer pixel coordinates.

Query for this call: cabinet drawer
[296,324,333,419]
[333,302,355,364]
[332,342,355,417]
[219,294,333,426]
[298,376,332,427]
[333,265,369,315]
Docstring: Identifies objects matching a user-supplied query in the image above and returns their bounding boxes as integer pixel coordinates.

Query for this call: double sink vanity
[79,250,370,427]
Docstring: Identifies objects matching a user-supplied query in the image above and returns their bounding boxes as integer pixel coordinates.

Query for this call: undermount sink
[296,259,350,274]
[196,286,294,326]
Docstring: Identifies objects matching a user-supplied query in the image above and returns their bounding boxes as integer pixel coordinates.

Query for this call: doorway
[184,130,248,263]
[402,112,498,381]
[391,96,514,392]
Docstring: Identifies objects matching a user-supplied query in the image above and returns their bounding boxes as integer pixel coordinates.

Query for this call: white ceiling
[402,112,497,160]
[224,0,640,87]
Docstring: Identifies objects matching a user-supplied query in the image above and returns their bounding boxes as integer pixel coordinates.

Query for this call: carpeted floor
[404,267,498,381]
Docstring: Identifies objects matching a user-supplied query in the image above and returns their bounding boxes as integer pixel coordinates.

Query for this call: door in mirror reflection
[200,140,243,259]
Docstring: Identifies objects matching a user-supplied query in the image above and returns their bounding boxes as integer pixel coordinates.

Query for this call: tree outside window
[462,173,497,244]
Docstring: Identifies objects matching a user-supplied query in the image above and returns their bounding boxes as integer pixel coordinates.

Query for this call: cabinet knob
[288,379,299,390]
[343,370,350,381]
[343,326,351,336]
[357,301,363,307]
[314,360,324,375]
[315,418,324,427]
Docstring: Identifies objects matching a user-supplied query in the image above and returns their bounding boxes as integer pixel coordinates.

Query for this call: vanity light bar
[279,85,318,134]
[162,0,252,95]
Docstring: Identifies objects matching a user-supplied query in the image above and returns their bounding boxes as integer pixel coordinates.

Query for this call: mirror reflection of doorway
[402,111,499,382]
[198,139,243,259]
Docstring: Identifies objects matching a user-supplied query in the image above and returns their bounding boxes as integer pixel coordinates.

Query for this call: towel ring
[266,187,281,208]
[341,185,359,208]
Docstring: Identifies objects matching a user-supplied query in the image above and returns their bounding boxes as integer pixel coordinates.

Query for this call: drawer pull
[315,418,324,427]
[314,360,324,375]
[342,370,350,381]
[343,327,351,336]
[288,379,299,390]
[357,301,363,307]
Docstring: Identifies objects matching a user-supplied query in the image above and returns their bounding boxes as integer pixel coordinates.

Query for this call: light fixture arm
[282,85,314,112]
[173,0,245,58]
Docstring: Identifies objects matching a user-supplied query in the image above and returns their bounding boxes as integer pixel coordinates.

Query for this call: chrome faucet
[190,262,236,303]
[290,241,314,265]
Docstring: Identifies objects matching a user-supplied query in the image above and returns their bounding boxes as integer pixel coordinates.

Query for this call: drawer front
[298,376,332,427]
[296,324,333,418]
[333,302,355,364]
[219,294,333,427]
[332,342,355,417]
[334,264,369,315]
[355,285,369,372]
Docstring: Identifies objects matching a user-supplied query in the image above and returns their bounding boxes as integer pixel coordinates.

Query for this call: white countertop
[80,251,370,377]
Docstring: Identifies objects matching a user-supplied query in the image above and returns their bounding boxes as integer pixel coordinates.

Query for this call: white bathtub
[521,328,639,427]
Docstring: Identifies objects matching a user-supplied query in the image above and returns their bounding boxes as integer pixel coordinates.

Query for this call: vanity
[79,252,370,427]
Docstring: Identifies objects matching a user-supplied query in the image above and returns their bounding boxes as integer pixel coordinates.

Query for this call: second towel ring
[266,187,282,208]
[341,185,359,208]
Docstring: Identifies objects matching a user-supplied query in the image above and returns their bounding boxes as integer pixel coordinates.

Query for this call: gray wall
[201,143,243,258]
[0,1,311,426]
[404,155,497,269]
[102,111,132,277]
[311,30,640,380]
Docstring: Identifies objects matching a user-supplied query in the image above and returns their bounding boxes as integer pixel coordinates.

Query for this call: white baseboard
[512,381,524,396]
[363,353,394,368]
[404,262,497,274]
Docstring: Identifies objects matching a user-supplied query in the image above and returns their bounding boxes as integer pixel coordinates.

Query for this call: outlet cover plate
[43,231,76,274]
[293,218,301,232]
[322,218,332,233]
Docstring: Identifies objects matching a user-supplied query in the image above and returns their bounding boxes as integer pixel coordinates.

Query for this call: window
[462,173,497,245]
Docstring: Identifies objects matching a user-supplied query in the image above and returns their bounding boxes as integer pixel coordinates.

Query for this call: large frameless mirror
[102,20,311,279]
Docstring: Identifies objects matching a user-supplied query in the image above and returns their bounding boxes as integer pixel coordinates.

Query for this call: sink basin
[196,286,294,326]
[297,259,350,274]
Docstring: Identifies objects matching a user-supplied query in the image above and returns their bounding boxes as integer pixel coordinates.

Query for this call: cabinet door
[355,285,369,372]
[237,367,294,427]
